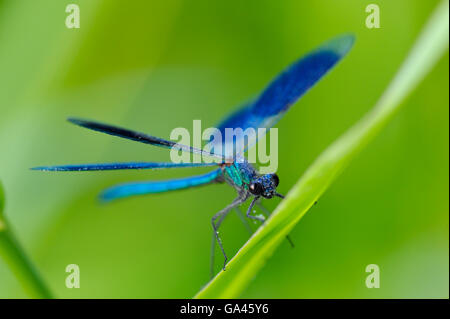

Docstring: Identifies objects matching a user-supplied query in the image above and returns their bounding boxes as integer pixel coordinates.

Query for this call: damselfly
[33,34,354,277]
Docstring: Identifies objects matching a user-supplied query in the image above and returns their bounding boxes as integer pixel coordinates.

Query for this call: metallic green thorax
[223,162,255,189]
[224,165,242,187]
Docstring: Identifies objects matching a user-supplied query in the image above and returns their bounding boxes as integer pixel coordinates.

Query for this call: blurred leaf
[0,181,4,212]
[0,180,4,227]
[195,0,449,299]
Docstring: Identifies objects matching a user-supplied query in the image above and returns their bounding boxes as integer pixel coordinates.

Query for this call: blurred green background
[0,0,448,298]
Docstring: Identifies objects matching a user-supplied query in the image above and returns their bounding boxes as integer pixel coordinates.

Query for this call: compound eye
[249,182,264,195]
[271,174,279,187]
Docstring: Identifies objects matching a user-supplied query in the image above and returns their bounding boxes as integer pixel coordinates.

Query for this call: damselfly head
[249,173,279,199]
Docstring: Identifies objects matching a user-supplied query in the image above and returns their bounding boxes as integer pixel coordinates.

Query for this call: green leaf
[195,0,449,299]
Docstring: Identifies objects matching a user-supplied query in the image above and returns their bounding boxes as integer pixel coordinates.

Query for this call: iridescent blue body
[32,34,355,276]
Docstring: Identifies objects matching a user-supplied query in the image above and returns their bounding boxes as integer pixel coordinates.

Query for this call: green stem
[0,183,53,299]
[0,223,53,299]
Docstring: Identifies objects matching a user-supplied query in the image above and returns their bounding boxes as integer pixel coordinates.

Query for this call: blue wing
[31,162,217,171]
[101,168,222,201]
[68,118,227,162]
[210,34,355,157]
